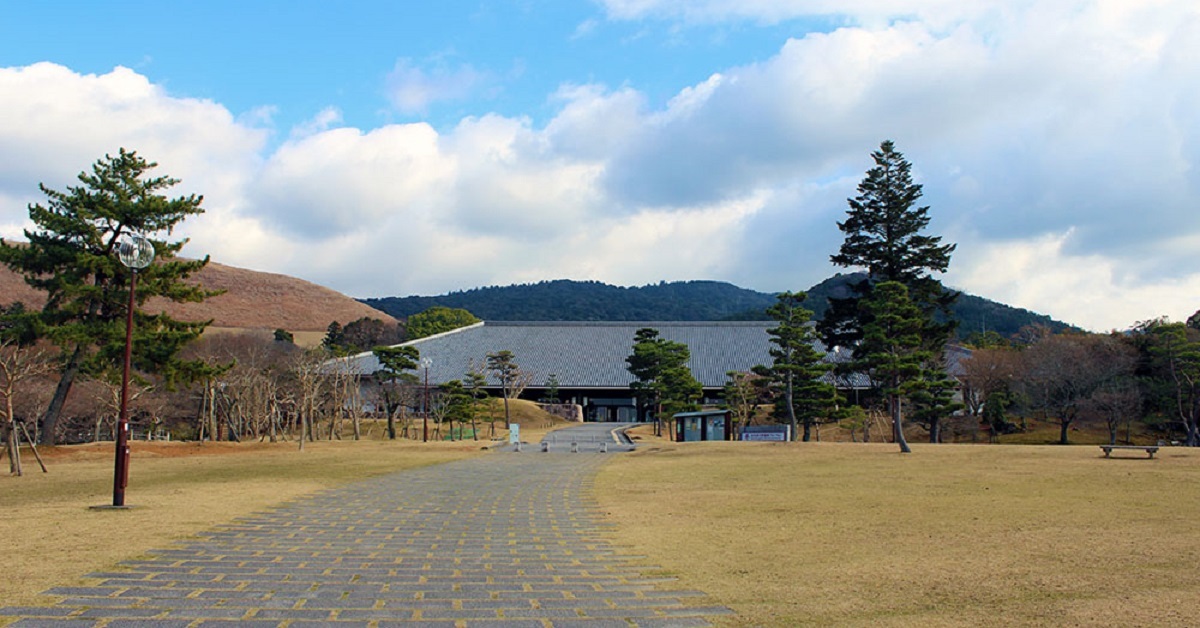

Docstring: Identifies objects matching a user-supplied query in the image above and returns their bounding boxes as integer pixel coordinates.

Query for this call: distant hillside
[0,258,395,332]
[363,276,1075,338]
[802,273,1077,337]
[363,280,778,322]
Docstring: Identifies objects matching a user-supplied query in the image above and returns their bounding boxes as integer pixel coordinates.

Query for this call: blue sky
[1,1,1198,331]
[3,1,826,136]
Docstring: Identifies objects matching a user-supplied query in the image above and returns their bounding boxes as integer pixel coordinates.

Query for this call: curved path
[0,428,730,627]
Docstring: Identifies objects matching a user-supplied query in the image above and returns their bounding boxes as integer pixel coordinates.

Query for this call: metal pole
[422,364,429,442]
[112,268,136,507]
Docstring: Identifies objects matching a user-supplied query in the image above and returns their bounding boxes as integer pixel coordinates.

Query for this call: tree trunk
[39,345,85,445]
[1058,418,1070,445]
[6,392,20,475]
[785,375,799,442]
[893,395,911,453]
[928,418,940,444]
[6,421,20,476]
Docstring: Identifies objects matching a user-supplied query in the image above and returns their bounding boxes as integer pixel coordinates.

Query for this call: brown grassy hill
[0,257,395,332]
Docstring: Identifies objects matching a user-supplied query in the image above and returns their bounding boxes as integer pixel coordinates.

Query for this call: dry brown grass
[0,439,477,609]
[596,438,1200,627]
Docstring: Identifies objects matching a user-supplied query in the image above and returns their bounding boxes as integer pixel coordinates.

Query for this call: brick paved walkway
[0,452,732,627]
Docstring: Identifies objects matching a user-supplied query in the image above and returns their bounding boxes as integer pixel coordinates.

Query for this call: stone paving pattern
[0,452,731,627]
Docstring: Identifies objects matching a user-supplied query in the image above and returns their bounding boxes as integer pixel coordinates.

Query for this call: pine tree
[820,141,961,449]
[907,367,965,443]
[820,140,957,350]
[486,350,519,429]
[626,328,701,436]
[857,282,932,453]
[0,149,217,444]
[754,292,835,441]
[373,345,419,440]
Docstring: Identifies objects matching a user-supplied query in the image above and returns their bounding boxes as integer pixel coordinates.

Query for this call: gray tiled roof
[345,321,780,389]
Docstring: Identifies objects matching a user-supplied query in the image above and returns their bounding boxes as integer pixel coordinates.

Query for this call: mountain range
[362,275,1075,339]
[0,251,1074,340]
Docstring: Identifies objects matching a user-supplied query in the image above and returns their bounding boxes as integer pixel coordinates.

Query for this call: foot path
[1,428,731,627]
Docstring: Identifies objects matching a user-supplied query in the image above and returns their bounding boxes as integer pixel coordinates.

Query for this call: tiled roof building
[339,321,883,422]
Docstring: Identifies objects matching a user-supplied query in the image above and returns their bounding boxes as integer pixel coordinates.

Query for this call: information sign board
[740,425,790,441]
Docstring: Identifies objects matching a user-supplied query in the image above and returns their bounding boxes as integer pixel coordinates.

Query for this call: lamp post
[110,233,155,507]
[421,357,432,442]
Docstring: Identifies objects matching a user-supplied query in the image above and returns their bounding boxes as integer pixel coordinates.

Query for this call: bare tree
[292,348,329,450]
[0,339,53,475]
[722,370,763,439]
[327,356,365,440]
[1081,379,1142,445]
[1016,333,1137,444]
[89,375,152,444]
[428,389,452,440]
[959,347,1021,418]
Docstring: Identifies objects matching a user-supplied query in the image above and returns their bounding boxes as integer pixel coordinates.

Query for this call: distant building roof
[345,321,780,389]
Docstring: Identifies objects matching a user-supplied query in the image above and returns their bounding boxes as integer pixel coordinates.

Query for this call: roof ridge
[482,320,773,327]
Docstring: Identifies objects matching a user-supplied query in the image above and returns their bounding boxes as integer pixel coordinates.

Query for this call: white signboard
[508,423,520,444]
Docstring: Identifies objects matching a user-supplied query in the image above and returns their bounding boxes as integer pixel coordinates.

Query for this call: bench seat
[1099,445,1159,459]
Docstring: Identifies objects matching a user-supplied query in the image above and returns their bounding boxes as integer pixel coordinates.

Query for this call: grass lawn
[595,437,1200,627]
[0,439,478,609]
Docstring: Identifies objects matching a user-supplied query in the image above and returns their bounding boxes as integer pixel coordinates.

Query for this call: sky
[0,0,1197,332]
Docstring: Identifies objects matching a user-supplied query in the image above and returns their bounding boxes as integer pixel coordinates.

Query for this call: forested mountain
[363,280,777,322]
[362,276,1076,339]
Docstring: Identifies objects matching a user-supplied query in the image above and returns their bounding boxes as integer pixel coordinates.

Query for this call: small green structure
[673,410,731,442]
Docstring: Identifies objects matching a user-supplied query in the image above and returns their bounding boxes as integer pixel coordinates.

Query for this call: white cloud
[1,0,1199,332]
[950,230,1200,332]
[385,58,489,114]
[289,106,343,140]
[0,62,267,264]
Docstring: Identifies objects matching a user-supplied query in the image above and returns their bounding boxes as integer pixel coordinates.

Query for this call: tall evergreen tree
[0,149,217,444]
[753,292,835,441]
[820,141,961,448]
[820,140,957,350]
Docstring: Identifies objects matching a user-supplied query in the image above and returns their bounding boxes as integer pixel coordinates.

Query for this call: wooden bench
[1099,445,1159,459]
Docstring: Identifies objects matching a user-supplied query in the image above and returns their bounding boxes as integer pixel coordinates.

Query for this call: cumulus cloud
[1,0,1198,331]
[0,62,267,260]
[950,230,1200,332]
